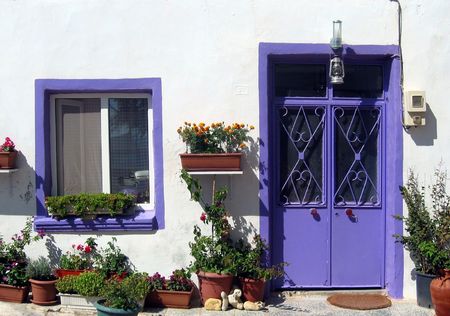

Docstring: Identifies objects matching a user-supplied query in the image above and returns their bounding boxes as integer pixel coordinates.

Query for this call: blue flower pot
[94,299,140,316]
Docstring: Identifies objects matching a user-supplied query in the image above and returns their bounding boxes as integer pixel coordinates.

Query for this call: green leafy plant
[236,235,287,281]
[56,275,78,294]
[95,237,132,278]
[181,170,238,274]
[75,272,104,297]
[0,217,45,286]
[395,168,450,275]
[99,277,140,311]
[45,193,135,218]
[177,121,254,153]
[122,272,150,300]
[27,256,56,281]
[59,237,98,270]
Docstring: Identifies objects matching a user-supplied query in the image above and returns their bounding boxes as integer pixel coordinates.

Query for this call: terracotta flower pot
[0,151,17,169]
[29,279,58,305]
[430,269,450,316]
[0,284,29,303]
[145,288,193,309]
[240,277,266,302]
[55,269,91,278]
[196,271,233,304]
[180,153,242,171]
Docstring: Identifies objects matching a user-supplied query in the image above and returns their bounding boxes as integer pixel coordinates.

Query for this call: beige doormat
[327,294,392,310]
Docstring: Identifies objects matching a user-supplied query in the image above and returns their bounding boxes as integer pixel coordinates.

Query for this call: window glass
[274,64,326,97]
[333,65,383,98]
[109,98,149,203]
[55,99,102,195]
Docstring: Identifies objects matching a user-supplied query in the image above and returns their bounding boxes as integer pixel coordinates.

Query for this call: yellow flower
[177,127,182,134]
[239,143,247,148]
[240,123,245,128]
[250,125,255,130]
[211,123,216,128]
[199,122,205,127]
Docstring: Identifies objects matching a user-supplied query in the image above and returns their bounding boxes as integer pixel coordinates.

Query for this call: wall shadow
[0,151,37,216]
[407,104,437,146]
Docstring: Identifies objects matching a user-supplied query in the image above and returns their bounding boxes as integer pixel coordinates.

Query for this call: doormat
[327,294,392,310]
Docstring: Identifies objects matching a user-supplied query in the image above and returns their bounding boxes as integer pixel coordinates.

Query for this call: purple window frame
[34,78,165,232]
[258,43,403,298]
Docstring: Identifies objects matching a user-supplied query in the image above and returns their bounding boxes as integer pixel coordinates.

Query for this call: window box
[0,151,17,169]
[45,193,135,219]
[145,288,193,309]
[180,153,243,171]
[0,284,29,303]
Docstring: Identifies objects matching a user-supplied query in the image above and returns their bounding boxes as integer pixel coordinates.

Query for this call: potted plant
[236,235,287,302]
[45,193,135,219]
[27,256,58,305]
[0,137,17,169]
[95,277,142,316]
[95,237,132,280]
[145,269,194,309]
[181,170,237,304]
[177,122,254,171]
[56,237,98,278]
[395,168,450,310]
[121,273,150,309]
[57,272,105,309]
[0,218,44,303]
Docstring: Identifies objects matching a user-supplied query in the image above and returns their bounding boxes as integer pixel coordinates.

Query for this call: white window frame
[49,93,155,210]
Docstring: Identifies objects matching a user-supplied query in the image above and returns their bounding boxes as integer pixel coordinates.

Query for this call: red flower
[84,245,92,253]
[200,212,206,222]
[76,244,83,251]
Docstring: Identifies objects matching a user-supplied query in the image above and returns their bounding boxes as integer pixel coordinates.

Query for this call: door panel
[272,103,384,288]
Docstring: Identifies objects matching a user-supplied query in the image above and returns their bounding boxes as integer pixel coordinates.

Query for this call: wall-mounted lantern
[330,20,345,85]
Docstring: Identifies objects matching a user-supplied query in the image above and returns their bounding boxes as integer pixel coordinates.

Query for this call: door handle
[345,208,354,217]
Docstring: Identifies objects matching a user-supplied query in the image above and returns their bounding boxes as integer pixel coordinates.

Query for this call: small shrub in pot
[27,256,57,305]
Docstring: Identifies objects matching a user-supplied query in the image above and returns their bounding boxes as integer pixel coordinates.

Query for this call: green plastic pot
[94,299,140,316]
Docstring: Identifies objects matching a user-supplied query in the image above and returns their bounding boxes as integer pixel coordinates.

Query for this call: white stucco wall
[0,0,448,299]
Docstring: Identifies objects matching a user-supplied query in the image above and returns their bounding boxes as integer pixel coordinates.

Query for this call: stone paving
[0,295,435,316]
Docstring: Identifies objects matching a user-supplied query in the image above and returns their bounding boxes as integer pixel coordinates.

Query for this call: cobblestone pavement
[0,295,436,316]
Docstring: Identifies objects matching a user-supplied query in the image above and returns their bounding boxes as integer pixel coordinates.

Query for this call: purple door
[272,63,385,288]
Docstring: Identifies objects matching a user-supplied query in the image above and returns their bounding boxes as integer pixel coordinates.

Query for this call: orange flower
[240,123,245,128]
[239,143,247,148]
[211,123,216,128]
[199,122,205,127]
[177,127,182,133]
[205,126,210,131]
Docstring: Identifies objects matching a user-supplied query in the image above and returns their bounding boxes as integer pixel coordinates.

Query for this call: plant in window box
[394,168,450,311]
[56,237,98,278]
[45,192,135,219]
[181,170,237,304]
[27,256,58,305]
[57,272,105,309]
[177,122,254,171]
[0,217,44,303]
[95,237,132,280]
[0,137,18,169]
[145,269,194,309]
[235,235,287,302]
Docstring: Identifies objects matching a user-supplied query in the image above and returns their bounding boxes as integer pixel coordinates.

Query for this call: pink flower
[84,245,92,253]
[37,229,45,238]
[76,244,83,251]
[200,212,206,222]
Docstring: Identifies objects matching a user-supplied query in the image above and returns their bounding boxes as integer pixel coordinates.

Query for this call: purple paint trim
[34,78,165,231]
[34,210,155,232]
[258,43,402,297]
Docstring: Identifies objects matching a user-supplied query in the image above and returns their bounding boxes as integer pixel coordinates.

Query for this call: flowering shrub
[59,237,98,270]
[166,269,192,292]
[0,137,15,152]
[177,122,254,153]
[147,269,192,292]
[0,218,45,286]
[95,237,132,278]
[147,272,165,291]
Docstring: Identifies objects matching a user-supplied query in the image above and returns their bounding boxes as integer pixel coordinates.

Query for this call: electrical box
[404,90,426,127]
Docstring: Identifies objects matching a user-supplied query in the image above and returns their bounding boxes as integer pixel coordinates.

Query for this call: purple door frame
[258,43,403,298]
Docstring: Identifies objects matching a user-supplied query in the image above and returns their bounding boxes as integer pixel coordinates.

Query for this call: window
[50,94,153,207]
[274,64,327,97]
[34,78,164,232]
